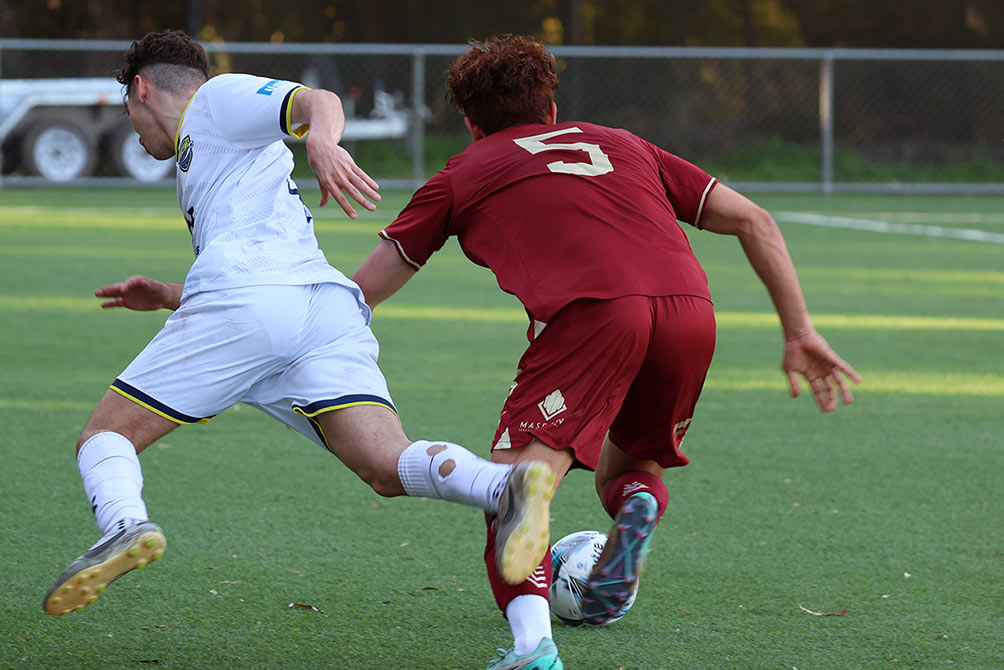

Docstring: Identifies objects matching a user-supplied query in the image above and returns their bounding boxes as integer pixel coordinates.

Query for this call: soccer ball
[548,530,636,625]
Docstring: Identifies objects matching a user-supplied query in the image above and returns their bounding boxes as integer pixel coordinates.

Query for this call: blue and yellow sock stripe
[293,395,397,448]
[110,379,214,425]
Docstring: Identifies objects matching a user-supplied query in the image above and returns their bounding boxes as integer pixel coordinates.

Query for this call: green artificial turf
[1,188,1001,668]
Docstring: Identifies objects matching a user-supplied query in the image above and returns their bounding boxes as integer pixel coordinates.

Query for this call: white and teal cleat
[43,521,166,616]
[487,637,563,670]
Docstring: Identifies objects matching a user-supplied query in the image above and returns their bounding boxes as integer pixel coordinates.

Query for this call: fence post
[819,52,835,194]
[410,50,426,189]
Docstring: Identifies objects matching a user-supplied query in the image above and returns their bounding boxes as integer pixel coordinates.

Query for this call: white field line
[775,211,1004,244]
[848,212,1004,225]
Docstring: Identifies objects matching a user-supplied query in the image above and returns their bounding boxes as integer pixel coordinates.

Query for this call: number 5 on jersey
[513,127,614,177]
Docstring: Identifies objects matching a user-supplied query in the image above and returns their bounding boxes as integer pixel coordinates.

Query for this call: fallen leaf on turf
[288,602,327,614]
[421,587,439,591]
[798,604,847,616]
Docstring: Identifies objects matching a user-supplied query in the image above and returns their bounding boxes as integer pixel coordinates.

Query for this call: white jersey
[174,73,359,303]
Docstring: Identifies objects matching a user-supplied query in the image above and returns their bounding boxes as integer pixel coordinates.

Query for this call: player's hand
[782,330,862,413]
[95,275,181,311]
[306,131,380,219]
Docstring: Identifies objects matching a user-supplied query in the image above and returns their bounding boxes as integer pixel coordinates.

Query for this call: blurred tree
[780,0,1004,48]
[1,0,1001,47]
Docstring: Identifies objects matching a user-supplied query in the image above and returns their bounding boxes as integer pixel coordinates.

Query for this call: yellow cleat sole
[498,463,556,585]
[44,529,166,616]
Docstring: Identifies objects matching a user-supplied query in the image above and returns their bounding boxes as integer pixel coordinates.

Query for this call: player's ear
[547,101,557,124]
[132,75,148,103]
[464,117,485,141]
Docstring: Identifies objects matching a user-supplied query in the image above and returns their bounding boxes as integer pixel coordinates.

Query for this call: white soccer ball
[549,529,636,625]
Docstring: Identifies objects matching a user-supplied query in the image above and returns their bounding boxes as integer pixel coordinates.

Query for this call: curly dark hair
[446,35,558,136]
[116,29,210,93]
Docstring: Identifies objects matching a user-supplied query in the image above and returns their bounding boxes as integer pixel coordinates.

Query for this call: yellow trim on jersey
[286,86,311,138]
[109,385,212,425]
[175,94,196,158]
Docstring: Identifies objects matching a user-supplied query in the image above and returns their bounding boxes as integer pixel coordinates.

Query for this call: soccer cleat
[43,521,166,616]
[486,637,564,670]
[495,460,555,585]
[581,491,659,625]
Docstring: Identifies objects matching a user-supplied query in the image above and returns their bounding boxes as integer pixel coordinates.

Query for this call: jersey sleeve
[649,143,718,229]
[378,170,454,270]
[203,74,310,149]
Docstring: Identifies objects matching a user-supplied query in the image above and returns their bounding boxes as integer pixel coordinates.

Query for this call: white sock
[78,432,149,536]
[397,440,511,512]
[506,594,553,655]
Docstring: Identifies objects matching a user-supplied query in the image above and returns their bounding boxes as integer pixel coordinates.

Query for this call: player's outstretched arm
[699,184,861,412]
[95,275,183,311]
[352,239,418,310]
[291,88,381,218]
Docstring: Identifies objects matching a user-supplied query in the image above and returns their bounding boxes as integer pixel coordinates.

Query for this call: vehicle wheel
[21,119,96,181]
[111,123,175,182]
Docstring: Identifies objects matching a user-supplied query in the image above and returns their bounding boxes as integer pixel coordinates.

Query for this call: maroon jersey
[381,121,717,325]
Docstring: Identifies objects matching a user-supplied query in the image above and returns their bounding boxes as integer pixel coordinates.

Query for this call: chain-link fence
[2,39,1003,193]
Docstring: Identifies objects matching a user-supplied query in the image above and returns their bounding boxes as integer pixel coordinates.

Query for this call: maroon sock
[602,471,668,521]
[484,515,552,613]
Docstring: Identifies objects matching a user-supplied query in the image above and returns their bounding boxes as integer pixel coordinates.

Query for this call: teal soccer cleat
[487,637,564,670]
[581,491,659,625]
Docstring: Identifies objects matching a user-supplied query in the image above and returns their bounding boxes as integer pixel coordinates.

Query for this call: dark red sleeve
[649,143,718,229]
[378,170,454,270]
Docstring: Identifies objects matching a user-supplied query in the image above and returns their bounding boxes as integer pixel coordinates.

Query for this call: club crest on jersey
[177,135,194,172]
[537,389,567,421]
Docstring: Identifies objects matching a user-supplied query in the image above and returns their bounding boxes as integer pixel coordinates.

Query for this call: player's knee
[76,428,106,454]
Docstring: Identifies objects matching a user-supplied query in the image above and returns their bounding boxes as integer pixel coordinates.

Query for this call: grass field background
[1,187,1002,669]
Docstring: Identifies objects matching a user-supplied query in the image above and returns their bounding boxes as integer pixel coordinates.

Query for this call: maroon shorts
[491,294,715,470]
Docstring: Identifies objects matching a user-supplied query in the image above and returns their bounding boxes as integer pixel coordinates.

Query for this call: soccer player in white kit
[43,29,554,617]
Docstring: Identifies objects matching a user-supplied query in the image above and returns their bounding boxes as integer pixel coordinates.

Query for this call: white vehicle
[0,77,410,183]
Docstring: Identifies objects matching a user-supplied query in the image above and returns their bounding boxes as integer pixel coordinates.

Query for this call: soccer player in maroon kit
[353,35,860,670]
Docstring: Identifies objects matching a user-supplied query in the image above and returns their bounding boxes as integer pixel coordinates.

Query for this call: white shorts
[111,283,394,449]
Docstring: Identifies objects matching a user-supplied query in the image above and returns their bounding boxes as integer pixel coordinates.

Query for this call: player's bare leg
[581,434,667,625]
[44,391,175,615]
[487,440,571,669]
[313,404,411,496]
[317,405,556,583]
